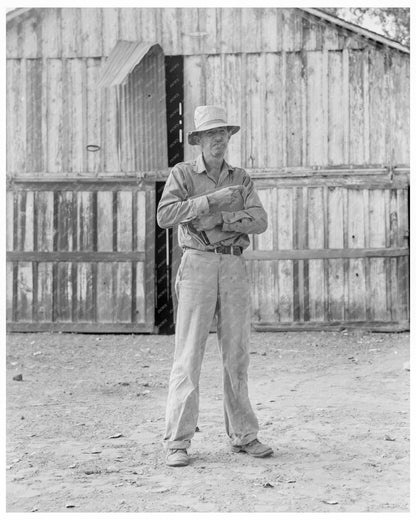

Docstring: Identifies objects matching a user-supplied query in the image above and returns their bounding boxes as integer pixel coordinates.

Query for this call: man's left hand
[192,213,223,231]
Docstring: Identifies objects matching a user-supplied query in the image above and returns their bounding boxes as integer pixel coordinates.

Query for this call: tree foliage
[322,8,410,47]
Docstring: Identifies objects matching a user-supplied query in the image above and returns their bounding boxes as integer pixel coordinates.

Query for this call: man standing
[157,105,273,467]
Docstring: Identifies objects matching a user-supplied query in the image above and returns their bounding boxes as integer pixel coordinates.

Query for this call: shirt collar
[194,154,234,174]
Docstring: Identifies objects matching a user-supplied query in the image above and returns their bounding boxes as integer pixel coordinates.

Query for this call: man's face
[197,127,231,159]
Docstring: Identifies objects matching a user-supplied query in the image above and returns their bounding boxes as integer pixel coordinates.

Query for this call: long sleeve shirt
[157,154,268,251]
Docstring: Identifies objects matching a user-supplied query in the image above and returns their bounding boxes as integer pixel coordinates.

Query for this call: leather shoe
[166,448,189,467]
[231,439,273,458]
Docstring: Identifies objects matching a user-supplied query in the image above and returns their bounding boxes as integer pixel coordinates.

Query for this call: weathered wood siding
[7,10,410,174]
[7,52,168,175]
[6,179,155,332]
[243,169,409,330]
[183,48,409,167]
[6,8,377,59]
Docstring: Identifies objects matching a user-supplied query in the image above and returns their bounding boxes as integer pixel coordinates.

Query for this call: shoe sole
[231,446,273,458]
[166,458,189,467]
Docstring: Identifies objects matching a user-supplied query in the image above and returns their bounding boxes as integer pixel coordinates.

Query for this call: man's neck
[202,153,224,174]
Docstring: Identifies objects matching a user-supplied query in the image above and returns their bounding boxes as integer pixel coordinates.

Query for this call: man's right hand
[207,185,244,212]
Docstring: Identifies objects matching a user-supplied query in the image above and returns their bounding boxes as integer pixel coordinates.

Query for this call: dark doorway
[154,55,184,334]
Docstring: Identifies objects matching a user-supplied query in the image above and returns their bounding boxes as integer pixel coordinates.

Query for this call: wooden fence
[244,167,409,330]
[6,167,409,332]
[6,176,155,332]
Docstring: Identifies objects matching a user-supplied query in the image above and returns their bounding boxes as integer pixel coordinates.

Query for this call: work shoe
[166,448,189,467]
[231,439,273,458]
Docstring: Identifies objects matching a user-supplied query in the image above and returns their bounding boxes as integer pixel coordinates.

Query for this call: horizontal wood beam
[244,248,409,261]
[6,322,156,333]
[253,321,409,332]
[6,252,146,262]
[7,167,410,185]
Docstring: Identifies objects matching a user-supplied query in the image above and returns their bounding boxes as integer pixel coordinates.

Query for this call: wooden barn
[6,7,410,333]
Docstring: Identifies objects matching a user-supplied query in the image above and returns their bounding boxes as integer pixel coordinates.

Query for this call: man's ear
[194,134,201,145]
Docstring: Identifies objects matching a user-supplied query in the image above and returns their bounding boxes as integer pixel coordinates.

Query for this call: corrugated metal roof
[97,41,163,88]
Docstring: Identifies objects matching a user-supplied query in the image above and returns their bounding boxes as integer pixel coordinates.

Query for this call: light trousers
[164,249,259,449]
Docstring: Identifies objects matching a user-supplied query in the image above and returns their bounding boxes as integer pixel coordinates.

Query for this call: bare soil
[6,330,410,513]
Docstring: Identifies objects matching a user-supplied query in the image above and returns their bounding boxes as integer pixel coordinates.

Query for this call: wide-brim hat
[188,105,240,145]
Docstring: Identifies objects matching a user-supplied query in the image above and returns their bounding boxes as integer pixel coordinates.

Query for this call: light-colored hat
[188,105,240,145]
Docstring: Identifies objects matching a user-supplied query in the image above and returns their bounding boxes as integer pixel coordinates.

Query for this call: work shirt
[157,154,268,251]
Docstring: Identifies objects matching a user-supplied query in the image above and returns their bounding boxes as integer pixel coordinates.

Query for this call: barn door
[6,41,168,333]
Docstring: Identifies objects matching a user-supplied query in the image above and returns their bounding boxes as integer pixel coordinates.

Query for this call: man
[157,105,273,467]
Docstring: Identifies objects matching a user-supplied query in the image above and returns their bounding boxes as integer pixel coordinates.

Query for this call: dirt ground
[6,329,410,513]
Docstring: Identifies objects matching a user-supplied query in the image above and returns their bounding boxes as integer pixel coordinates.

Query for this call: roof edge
[301,7,409,54]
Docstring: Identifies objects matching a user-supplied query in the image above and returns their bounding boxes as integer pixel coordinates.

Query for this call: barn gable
[6,7,409,58]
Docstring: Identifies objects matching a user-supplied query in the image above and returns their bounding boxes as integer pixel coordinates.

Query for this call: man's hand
[207,185,244,211]
[192,213,223,231]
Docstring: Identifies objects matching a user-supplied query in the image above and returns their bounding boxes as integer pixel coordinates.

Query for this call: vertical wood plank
[179,8,200,56]
[256,189,273,250]
[117,191,133,252]
[7,192,14,251]
[160,8,181,55]
[198,7,218,54]
[17,262,33,321]
[391,54,410,165]
[306,51,327,165]
[328,50,344,165]
[101,84,119,172]
[80,8,103,57]
[135,261,145,323]
[327,187,344,319]
[277,260,293,322]
[76,191,94,251]
[76,263,94,321]
[218,8,242,54]
[6,263,14,322]
[260,8,279,52]
[145,186,155,329]
[102,8,119,56]
[183,55,205,162]
[327,259,344,321]
[26,59,43,172]
[86,58,102,173]
[347,189,365,320]
[223,54,243,166]
[327,187,344,248]
[368,48,387,164]
[114,262,132,322]
[66,58,85,172]
[37,262,53,322]
[56,262,73,321]
[61,8,81,57]
[97,191,113,251]
[342,49,350,164]
[7,59,26,173]
[265,53,284,167]
[41,8,62,58]
[57,192,73,251]
[47,59,63,172]
[307,188,325,321]
[241,8,262,53]
[23,191,34,251]
[349,50,365,164]
[246,53,265,169]
[138,8,160,43]
[286,52,303,166]
[36,191,54,251]
[136,190,146,251]
[282,8,302,52]
[97,263,114,322]
[118,7,139,41]
[258,260,276,322]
